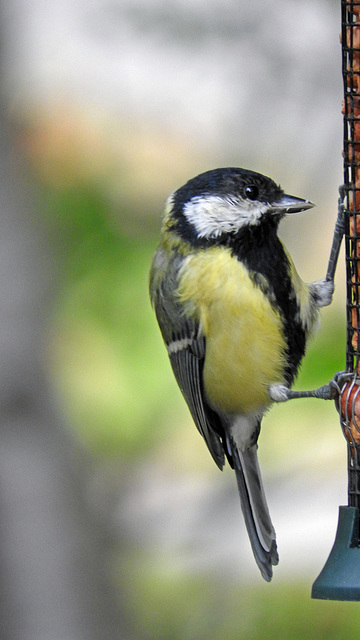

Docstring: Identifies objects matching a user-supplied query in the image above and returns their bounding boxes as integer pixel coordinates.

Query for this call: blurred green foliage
[122,553,360,640]
[296,312,346,389]
[42,185,184,457]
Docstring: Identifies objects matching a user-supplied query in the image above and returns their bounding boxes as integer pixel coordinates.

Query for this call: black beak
[270,194,314,214]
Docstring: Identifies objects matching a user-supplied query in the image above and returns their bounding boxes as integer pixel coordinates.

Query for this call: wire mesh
[340,0,360,511]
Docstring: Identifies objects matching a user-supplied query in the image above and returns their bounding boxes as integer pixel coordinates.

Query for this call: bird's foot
[268,372,350,403]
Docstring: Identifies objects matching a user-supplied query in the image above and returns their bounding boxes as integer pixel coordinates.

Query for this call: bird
[149,167,335,581]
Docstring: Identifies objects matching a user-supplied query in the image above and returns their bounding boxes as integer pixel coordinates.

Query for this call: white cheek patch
[183,195,268,239]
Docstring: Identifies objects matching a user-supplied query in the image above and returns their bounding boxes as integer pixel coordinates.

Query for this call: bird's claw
[268,372,351,403]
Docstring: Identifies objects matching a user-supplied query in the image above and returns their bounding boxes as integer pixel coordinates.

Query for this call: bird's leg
[326,185,346,284]
[309,186,346,307]
[269,372,351,403]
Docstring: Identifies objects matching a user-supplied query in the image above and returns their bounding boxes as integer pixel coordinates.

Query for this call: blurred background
[0,0,356,638]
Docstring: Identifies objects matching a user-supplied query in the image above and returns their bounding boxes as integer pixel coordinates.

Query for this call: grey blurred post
[0,55,131,640]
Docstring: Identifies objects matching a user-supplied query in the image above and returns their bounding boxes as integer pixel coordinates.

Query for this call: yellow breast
[178,246,287,414]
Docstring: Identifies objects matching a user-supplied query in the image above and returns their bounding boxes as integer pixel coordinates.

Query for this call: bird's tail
[231,442,278,581]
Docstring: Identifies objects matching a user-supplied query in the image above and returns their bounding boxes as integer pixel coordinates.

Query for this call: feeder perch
[312,0,360,601]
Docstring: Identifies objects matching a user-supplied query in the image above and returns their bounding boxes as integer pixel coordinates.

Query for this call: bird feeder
[311,0,360,601]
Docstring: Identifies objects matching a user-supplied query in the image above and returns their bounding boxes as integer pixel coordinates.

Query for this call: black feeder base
[312,506,360,601]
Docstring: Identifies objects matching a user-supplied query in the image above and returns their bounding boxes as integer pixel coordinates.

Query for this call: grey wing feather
[168,325,224,469]
[150,253,224,469]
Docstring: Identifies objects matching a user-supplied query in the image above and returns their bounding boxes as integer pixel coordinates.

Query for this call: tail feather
[231,443,278,582]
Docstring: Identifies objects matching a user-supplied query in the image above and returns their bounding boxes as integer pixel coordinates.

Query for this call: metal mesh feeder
[312,0,360,601]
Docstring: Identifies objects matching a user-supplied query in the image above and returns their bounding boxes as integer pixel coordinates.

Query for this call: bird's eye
[244,185,259,200]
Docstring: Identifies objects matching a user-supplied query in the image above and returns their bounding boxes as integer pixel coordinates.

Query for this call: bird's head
[165,167,314,246]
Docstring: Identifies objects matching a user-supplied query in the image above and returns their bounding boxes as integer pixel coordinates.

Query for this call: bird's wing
[166,317,225,469]
[151,260,224,469]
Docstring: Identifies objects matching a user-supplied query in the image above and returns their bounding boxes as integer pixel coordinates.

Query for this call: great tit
[149,167,335,581]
